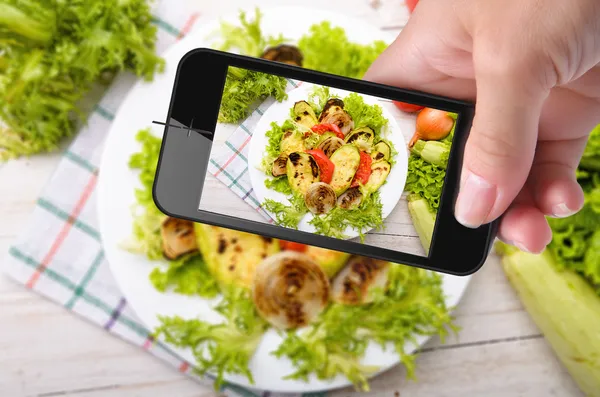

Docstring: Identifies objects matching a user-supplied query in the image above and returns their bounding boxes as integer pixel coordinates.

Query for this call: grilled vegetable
[286,152,320,195]
[252,251,330,329]
[305,149,334,184]
[317,136,344,158]
[304,246,351,278]
[310,123,345,140]
[370,141,391,162]
[345,127,375,148]
[279,240,308,252]
[319,98,354,135]
[350,151,373,188]
[329,145,361,196]
[272,155,288,177]
[337,187,363,210]
[363,160,391,193]
[331,256,391,305]
[160,218,198,260]
[194,224,279,289]
[260,44,304,66]
[304,182,336,215]
[280,130,305,154]
[497,244,600,397]
[293,101,319,129]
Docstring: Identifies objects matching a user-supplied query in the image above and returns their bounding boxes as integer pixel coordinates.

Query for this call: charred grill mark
[261,236,273,243]
[374,152,384,161]
[308,157,319,178]
[234,245,242,253]
[218,237,227,254]
[228,265,235,271]
[289,152,301,165]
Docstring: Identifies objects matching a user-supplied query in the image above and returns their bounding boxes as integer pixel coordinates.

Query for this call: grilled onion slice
[331,256,390,305]
[337,187,363,210]
[272,154,288,177]
[305,182,336,214]
[252,251,330,329]
[317,136,344,158]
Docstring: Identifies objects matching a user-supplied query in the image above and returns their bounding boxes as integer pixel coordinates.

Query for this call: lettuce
[405,154,446,211]
[149,254,219,298]
[297,21,387,79]
[342,93,388,136]
[0,0,164,160]
[218,67,288,123]
[273,264,457,391]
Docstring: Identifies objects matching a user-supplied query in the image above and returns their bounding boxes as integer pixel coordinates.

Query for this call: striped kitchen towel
[0,3,320,397]
[207,79,303,221]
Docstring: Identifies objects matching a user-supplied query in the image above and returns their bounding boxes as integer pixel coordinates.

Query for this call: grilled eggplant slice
[160,217,198,260]
[293,101,318,129]
[318,98,354,135]
[317,136,344,158]
[252,251,330,329]
[364,160,391,193]
[370,141,391,162]
[273,130,305,176]
[286,152,320,195]
[304,182,336,214]
[329,144,360,196]
[337,186,363,210]
[345,127,374,146]
[260,44,303,66]
[331,256,391,305]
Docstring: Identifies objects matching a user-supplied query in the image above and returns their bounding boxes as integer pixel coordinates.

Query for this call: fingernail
[551,202,576,218]
[513,241,531,253]
[455,171,497,228]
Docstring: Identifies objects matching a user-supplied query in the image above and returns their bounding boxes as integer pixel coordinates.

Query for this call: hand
[365,0,600,253]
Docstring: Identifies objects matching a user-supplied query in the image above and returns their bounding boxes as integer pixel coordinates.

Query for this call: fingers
[497,185,552,254]
[529,137,588,218]
[454,50,549,228]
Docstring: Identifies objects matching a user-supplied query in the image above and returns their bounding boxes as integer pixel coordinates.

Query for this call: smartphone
[152,48,498,275]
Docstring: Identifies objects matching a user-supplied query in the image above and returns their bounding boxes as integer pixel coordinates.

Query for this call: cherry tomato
[310,123,345,140]
[351,151,372,187]
[406,0,419,13]
[279,240,307,252]
[306,149,335,184]
[393,101,425,113]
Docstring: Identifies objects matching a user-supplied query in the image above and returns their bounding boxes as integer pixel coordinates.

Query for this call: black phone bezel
[152,48,498,276]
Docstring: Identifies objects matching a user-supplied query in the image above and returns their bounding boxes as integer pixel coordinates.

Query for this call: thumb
[454,57,548,228]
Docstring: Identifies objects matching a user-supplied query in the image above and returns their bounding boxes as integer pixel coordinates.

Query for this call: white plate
[97,6,472,394]
[247,83,408,239]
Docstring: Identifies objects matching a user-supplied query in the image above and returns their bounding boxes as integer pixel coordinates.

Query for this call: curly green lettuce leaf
[218,67,289,123]
[308,85,338,114]
[149,254,219,298]
[548,124,600,293]
[309,191,384,241]
[264,176,293,195]
[153,287,268,390]
[273,264,457,391]
[405,154,446,211]
[0,0,164,160]
[343,93,388,136]
[297,21,387,79]
[213,8,286,57]
[123,128,167,260]
[262,194,308,229]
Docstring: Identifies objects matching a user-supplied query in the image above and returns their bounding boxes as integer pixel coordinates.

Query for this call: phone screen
[197,66,457,258]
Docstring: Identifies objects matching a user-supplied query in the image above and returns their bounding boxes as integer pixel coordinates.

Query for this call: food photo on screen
[198,66,458,258]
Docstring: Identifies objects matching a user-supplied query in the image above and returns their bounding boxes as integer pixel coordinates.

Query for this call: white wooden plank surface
[0,0,584,396]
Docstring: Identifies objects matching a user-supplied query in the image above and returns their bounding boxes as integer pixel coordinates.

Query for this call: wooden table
[0,0,584,396]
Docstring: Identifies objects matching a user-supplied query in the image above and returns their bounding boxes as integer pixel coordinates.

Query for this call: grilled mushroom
[304,182,336,214]
[160,217,198,260]
[337,187,363,210]
[252,251,330,329]
[318,98,354,135]
[331,256,390,305]
[260,44,304,66]
[317,136,344,158]
[272,154,288,177]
